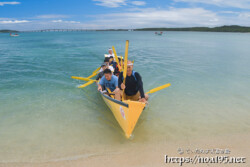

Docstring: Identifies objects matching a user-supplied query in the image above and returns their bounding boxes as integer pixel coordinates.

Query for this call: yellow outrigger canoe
[69,77,170,139]
[72,40,170,139]
[99,90,146,138]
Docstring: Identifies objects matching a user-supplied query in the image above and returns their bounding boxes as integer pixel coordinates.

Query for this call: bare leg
[115,89,122,101]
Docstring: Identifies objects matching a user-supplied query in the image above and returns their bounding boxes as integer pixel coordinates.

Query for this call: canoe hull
[100,91,146,138]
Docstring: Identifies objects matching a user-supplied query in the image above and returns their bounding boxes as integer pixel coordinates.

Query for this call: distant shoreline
[100,25,250,32]
[1,25,250,33]
[0,30,19,33]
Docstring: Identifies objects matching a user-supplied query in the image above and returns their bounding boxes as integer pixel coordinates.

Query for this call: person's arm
[118,72,123,89]
[98,84,102,91]
[115,76,118,88]
[96,73,100,80]
[135,72,145,98]
[98,76,104,91]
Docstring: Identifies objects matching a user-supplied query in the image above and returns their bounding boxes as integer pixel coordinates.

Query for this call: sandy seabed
[1,132,249,167]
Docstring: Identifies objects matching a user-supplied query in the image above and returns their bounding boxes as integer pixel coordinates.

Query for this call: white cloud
[51,20,80,24]
[52,20,63,23]
[90,8,220,28]
[93,0,127,8]
[219,11,239,14]
[0,20,30,24]
[174,0,250,9]
[1,7,250,30]
[36,14,69,19]
[130,1,146,6]
[0,1,20,6]
[238,12,250,19]
[92,0,146,7]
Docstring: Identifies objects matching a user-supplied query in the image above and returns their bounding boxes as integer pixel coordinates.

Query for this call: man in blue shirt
[98,69,120,100]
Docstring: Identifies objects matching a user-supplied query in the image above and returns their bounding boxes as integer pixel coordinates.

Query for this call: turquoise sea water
[0,31,250,162]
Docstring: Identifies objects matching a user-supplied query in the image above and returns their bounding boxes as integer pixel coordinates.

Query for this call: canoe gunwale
[99,91,129,108]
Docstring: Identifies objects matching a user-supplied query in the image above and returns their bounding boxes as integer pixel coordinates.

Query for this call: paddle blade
[71,76,96,82]
[78,80,95,88]
[72,76,90,81]
[112,46,119,62]
[123,40,129,83]
[146,83,171,94]
[87,72,98,79]
[93,67,101,74]
[112,46,122,70]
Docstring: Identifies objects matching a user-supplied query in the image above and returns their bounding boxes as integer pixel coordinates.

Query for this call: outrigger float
[72,40,170,138]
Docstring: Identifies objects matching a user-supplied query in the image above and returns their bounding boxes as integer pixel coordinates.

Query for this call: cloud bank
[0,1,20,6]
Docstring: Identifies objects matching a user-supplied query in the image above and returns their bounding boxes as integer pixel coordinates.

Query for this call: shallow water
[0,31,250,162]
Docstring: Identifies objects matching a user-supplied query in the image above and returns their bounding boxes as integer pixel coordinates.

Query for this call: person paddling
[98,69,120,100]
[96,63,108,80]
[118,60,148,102]
[99,58,114,73]
[104,48,115,60]
[109,56,120,76]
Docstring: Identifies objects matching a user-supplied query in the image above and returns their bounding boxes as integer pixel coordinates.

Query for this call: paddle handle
[122,40,129,101]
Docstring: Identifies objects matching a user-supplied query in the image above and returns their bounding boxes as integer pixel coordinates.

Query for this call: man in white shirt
[104,48,115,61]
[107,48,114,57]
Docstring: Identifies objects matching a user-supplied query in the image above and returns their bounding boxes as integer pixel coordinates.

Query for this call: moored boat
[155,32,163,35]
[10,33,19,37]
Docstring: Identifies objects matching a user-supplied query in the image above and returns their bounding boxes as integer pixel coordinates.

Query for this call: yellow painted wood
[71,76,97,82]
[101,94,145,138]
[122,40,129,101]
[87,72,98,79]
[93,67,101,73]
[106,88,114,98]
[123,40,129,83]
[112,46,122,71]
[146,83,171,94]
[78,80,95,88]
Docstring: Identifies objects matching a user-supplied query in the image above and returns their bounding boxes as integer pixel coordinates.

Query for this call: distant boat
[10,33,19,37]
[155,32,163,36]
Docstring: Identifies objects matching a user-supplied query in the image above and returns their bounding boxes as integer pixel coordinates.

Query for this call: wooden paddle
[71,76,97,82]
[87,72,98,79]
[93,67,101,74]
[112,46,122,71]
[120,56,124,71]
[86,66,101,79]
[106,88,114,98]
[74,66,100,88]
[122,40,129,101]
[146,83,171,94]
[78,80,95,88]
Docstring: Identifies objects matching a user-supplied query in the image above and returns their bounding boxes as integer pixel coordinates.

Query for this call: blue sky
[0,0,250,30]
